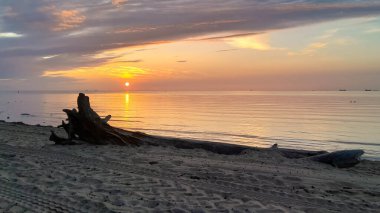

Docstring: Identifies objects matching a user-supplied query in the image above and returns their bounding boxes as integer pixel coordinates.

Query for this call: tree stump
[49,93,141,146]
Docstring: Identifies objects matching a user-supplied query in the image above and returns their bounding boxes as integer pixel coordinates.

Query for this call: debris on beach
[49,93,141,146]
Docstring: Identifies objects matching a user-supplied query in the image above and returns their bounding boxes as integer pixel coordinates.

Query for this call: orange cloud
[112,0,128,7]
[42,62,146,80]
[226,34,275,51]
[40,6,85,31]
[54,9,86,31]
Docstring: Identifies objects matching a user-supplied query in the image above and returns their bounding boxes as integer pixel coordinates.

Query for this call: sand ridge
[0,121,379,212]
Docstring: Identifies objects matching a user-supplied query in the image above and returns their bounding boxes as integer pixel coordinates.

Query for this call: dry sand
[0,121,379,212]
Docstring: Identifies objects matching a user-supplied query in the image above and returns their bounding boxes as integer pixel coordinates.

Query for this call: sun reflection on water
[125,93,130,105]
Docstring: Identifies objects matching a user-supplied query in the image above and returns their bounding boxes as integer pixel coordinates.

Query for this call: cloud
[41,55,59,60]
[317,29,339,39]
[190,32,262,41]
[120,59,142,63]
[38,6,86,31]
[0,32,23,38]
[42,63,146,79]
[176,60,187,63]
[287,27,355,56]
[1,0,380,82]
[0,6,17,18]
[53,9,86,31]
[112,0,128,7]
[216,49,239,52]
[227,34,277,51]
[288,42,327,56]
[135,48,156,52]
[309,42,327,49]
[365,28,380,33]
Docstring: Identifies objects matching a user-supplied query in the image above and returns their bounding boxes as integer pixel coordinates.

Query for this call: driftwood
[308,150,364,168]
[50,93,364,168]
[49,93,141,146]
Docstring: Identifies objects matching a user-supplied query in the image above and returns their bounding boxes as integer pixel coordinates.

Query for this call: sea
[1,91,379,160]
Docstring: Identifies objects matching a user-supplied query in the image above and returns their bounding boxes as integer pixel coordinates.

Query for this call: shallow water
[1,91,379,159]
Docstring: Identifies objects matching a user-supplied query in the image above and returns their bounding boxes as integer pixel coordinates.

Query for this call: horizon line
[1,89,379,94]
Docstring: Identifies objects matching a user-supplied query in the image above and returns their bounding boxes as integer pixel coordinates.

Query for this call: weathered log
[271,144,364,167]
[49,93,141,146]
[115,130,364,167]
[308,150,364,168]
[114,129,331,159]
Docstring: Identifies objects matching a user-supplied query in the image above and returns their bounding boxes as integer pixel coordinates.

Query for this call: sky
[0,0,380,91]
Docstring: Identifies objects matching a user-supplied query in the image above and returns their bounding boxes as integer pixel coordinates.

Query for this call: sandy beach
[0,121,379,213]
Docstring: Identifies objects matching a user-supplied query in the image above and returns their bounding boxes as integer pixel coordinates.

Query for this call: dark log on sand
[50,93,364,168]
[117,130,327,157]
[49,93,141,146]
[308,150,364,168]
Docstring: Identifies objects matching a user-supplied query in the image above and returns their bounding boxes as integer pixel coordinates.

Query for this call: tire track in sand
[0,144,378,212]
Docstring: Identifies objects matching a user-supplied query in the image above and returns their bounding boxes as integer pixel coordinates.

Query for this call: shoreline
[1,120,379,161]
[0,121,379,212]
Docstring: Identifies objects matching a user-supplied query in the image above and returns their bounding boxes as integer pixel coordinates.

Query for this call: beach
[2,0,380,212]
[0,121,379,212]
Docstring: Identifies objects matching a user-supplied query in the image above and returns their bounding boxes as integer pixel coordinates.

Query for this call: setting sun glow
[1,1,380,92]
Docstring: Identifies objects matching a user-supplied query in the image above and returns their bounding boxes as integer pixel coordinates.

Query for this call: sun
[125,82,130,87]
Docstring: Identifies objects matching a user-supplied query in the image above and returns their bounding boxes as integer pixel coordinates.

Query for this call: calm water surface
[1,91,379,159]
